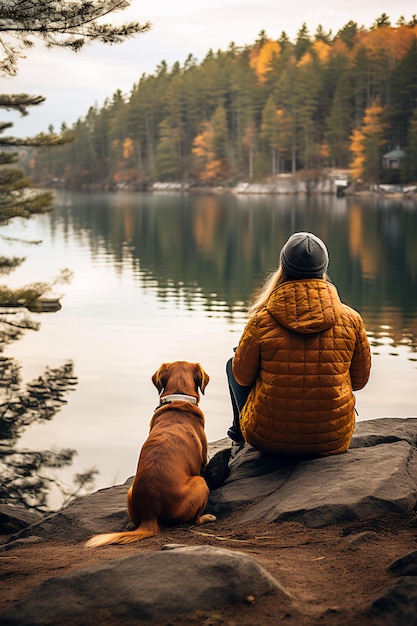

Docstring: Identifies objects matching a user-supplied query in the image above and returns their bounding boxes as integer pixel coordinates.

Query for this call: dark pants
[226,357,252,443]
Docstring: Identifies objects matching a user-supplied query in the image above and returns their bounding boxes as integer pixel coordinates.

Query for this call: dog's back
[129,407,209,527]
[86,362,215,548]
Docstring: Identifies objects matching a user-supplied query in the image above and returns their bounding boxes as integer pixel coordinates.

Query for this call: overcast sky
[2,0,415,137]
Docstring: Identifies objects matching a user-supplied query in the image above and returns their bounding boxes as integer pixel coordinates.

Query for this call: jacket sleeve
[350,316,371,391]
[232,319,261,387]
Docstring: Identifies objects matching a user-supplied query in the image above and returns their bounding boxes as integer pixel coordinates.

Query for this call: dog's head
[152,361,209,399]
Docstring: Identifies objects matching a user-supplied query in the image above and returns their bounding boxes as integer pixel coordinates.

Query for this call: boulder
[207,419,417,527]
[2,417,417,624]
[350,417,417,448]
[0,479,134,545]
[0,545,287,626]
[369,579,417,626]
[2,418,417,542]
[389,551,417,577]
[0,505,43,535]
[367,543,417,625]
[219,441,417,527]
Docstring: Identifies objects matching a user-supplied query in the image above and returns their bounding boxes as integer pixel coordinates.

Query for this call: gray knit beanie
[280,232,329,279]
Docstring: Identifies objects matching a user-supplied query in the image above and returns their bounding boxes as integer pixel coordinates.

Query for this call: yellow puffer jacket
[233,279,371,456]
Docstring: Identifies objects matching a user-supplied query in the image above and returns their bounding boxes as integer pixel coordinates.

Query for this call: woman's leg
[226,357,251,443]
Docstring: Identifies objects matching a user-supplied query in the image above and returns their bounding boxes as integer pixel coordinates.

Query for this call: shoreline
[45,177,417,202]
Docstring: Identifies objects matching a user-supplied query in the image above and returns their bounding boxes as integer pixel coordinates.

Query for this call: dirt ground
[1,511,417,625]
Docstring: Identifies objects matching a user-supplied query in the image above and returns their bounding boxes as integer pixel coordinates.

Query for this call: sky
[1,0,415,137]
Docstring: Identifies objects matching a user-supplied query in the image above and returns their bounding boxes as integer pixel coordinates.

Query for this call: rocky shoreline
[147,178,417,200]
[51,171,417,201]
[151,177,417,199]
[1,417,417,625]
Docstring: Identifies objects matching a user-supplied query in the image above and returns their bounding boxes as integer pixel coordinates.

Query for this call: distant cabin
[382,148,404,170]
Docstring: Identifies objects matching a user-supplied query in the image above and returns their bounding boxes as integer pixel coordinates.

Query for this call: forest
[30,14,417,189]
[0,0,148,512]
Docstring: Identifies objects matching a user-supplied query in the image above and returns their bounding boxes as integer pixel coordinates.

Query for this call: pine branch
[0,94,45,116]
[0,1,151,76]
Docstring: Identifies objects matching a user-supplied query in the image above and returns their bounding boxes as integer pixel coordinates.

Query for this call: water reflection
[51,190,417,351]
[3,189,416,503]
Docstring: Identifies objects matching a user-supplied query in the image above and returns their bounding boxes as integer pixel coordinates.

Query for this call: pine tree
[401,107,417,183]
[373,13,391,28]
[260,96,292,174]
[326,74,353,167]
[0,1,150,213]
[0,0,150,511]
[0,359,97,512]
[0,1,150,76]
[0,96,72,225]
[156,119,180,180]
[260,95,279,174]
[211,104,229,163]
[336,21,359,48]
[24,15,417,186]
[294,55,322,169]
[242,120,256,179]
[294,23,311,60]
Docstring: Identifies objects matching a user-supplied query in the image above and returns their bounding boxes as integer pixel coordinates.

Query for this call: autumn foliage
[30,16,417,187]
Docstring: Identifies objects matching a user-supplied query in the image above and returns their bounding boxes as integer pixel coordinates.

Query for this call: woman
[227,232,371,457]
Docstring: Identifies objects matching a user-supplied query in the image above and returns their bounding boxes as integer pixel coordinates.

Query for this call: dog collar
[157,393,198,408]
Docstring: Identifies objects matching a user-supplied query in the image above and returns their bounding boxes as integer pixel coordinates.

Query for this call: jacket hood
[266,280,343,334]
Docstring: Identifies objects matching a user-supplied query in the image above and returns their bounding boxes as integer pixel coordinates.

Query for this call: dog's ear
[194,363,210,395]
[152,364,168,392]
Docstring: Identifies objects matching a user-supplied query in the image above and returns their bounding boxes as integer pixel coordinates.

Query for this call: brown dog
[85,361,216,548]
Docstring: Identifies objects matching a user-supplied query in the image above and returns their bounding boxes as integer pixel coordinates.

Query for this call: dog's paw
[197,513,217,525]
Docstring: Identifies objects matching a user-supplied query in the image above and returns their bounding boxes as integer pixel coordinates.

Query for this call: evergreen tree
[0,358,97,512]
[294,23,311,60]
[373,13,391,28]
[211,104,229,163]
[0,1,150,206]
[108,90,130,183]
[0,0,150,76]
[227,47,260,176]
[0,97,72,224]
[259,95,291,174]
[242,119,257,179]
[278,31,291,51]
[162,71,187,178]
[336,21,359,48]
[294,54,323,169]
[275,64,299,174]
[26,14,417,186]
[401,107,417,182]
[0,0,150,225]
[387,37,417,148]
[260,95,279,174]
[315,25,332,43]
[0,0,150,511]
[156,119,180,180]
[326,74,353,167]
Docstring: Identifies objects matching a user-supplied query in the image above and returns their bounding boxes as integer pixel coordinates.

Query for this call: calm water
[3,190,417,503]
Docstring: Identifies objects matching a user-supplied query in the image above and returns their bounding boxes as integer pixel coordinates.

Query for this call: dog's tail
[85,520,159,548]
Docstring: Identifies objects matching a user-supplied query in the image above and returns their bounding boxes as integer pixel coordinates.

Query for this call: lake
[2,190,417,504]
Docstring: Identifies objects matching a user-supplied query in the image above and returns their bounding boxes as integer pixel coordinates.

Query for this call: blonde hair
[247,266,286,316]
[247,266,329,317]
